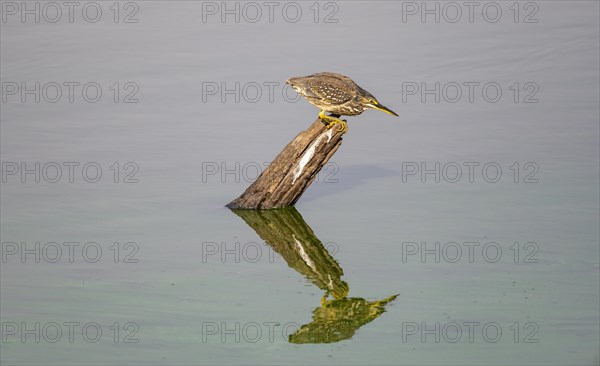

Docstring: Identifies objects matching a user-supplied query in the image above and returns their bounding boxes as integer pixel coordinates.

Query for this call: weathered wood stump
[226,118,344,209]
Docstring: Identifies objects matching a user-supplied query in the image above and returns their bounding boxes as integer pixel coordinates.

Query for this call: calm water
[1,1,599,365]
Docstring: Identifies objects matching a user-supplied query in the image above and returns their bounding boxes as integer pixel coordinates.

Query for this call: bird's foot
[319,111,348,134]
[326,119,348,134]
[321,291,331,306]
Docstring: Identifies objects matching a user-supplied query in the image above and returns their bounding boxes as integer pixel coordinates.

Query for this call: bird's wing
[305,78,354,106]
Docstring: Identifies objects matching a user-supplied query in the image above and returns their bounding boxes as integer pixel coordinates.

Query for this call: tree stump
[226,118,344,209]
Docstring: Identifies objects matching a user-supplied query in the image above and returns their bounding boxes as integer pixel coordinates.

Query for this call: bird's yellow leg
[321,290,331,306]
[319,111,348,134]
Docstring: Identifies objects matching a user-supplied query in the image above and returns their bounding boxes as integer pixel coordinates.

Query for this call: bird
[286,72,398,134]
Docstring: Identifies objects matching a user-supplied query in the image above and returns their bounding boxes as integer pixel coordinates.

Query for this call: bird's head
[359,92,399,117]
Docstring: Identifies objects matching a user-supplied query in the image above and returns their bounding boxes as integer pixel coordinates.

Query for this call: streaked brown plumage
[286,72,398,133]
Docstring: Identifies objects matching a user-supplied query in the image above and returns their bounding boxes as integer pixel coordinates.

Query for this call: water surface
[1,1,599,365]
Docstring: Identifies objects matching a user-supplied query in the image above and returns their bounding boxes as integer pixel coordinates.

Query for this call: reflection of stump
[230,207,348,299]
[227,118,344,209]
[230,207,399,344]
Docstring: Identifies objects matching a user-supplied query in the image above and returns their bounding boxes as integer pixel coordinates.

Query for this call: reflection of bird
[289,295,399,344]
[230,208,399,344]
[286,72,398,134]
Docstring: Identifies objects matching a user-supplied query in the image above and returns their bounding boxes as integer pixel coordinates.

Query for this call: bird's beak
[370,101,399,117]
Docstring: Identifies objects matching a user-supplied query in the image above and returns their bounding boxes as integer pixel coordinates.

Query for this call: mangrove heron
[286,72,398,133]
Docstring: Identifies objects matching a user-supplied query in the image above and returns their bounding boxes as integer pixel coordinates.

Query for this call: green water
[1,1,599,365]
